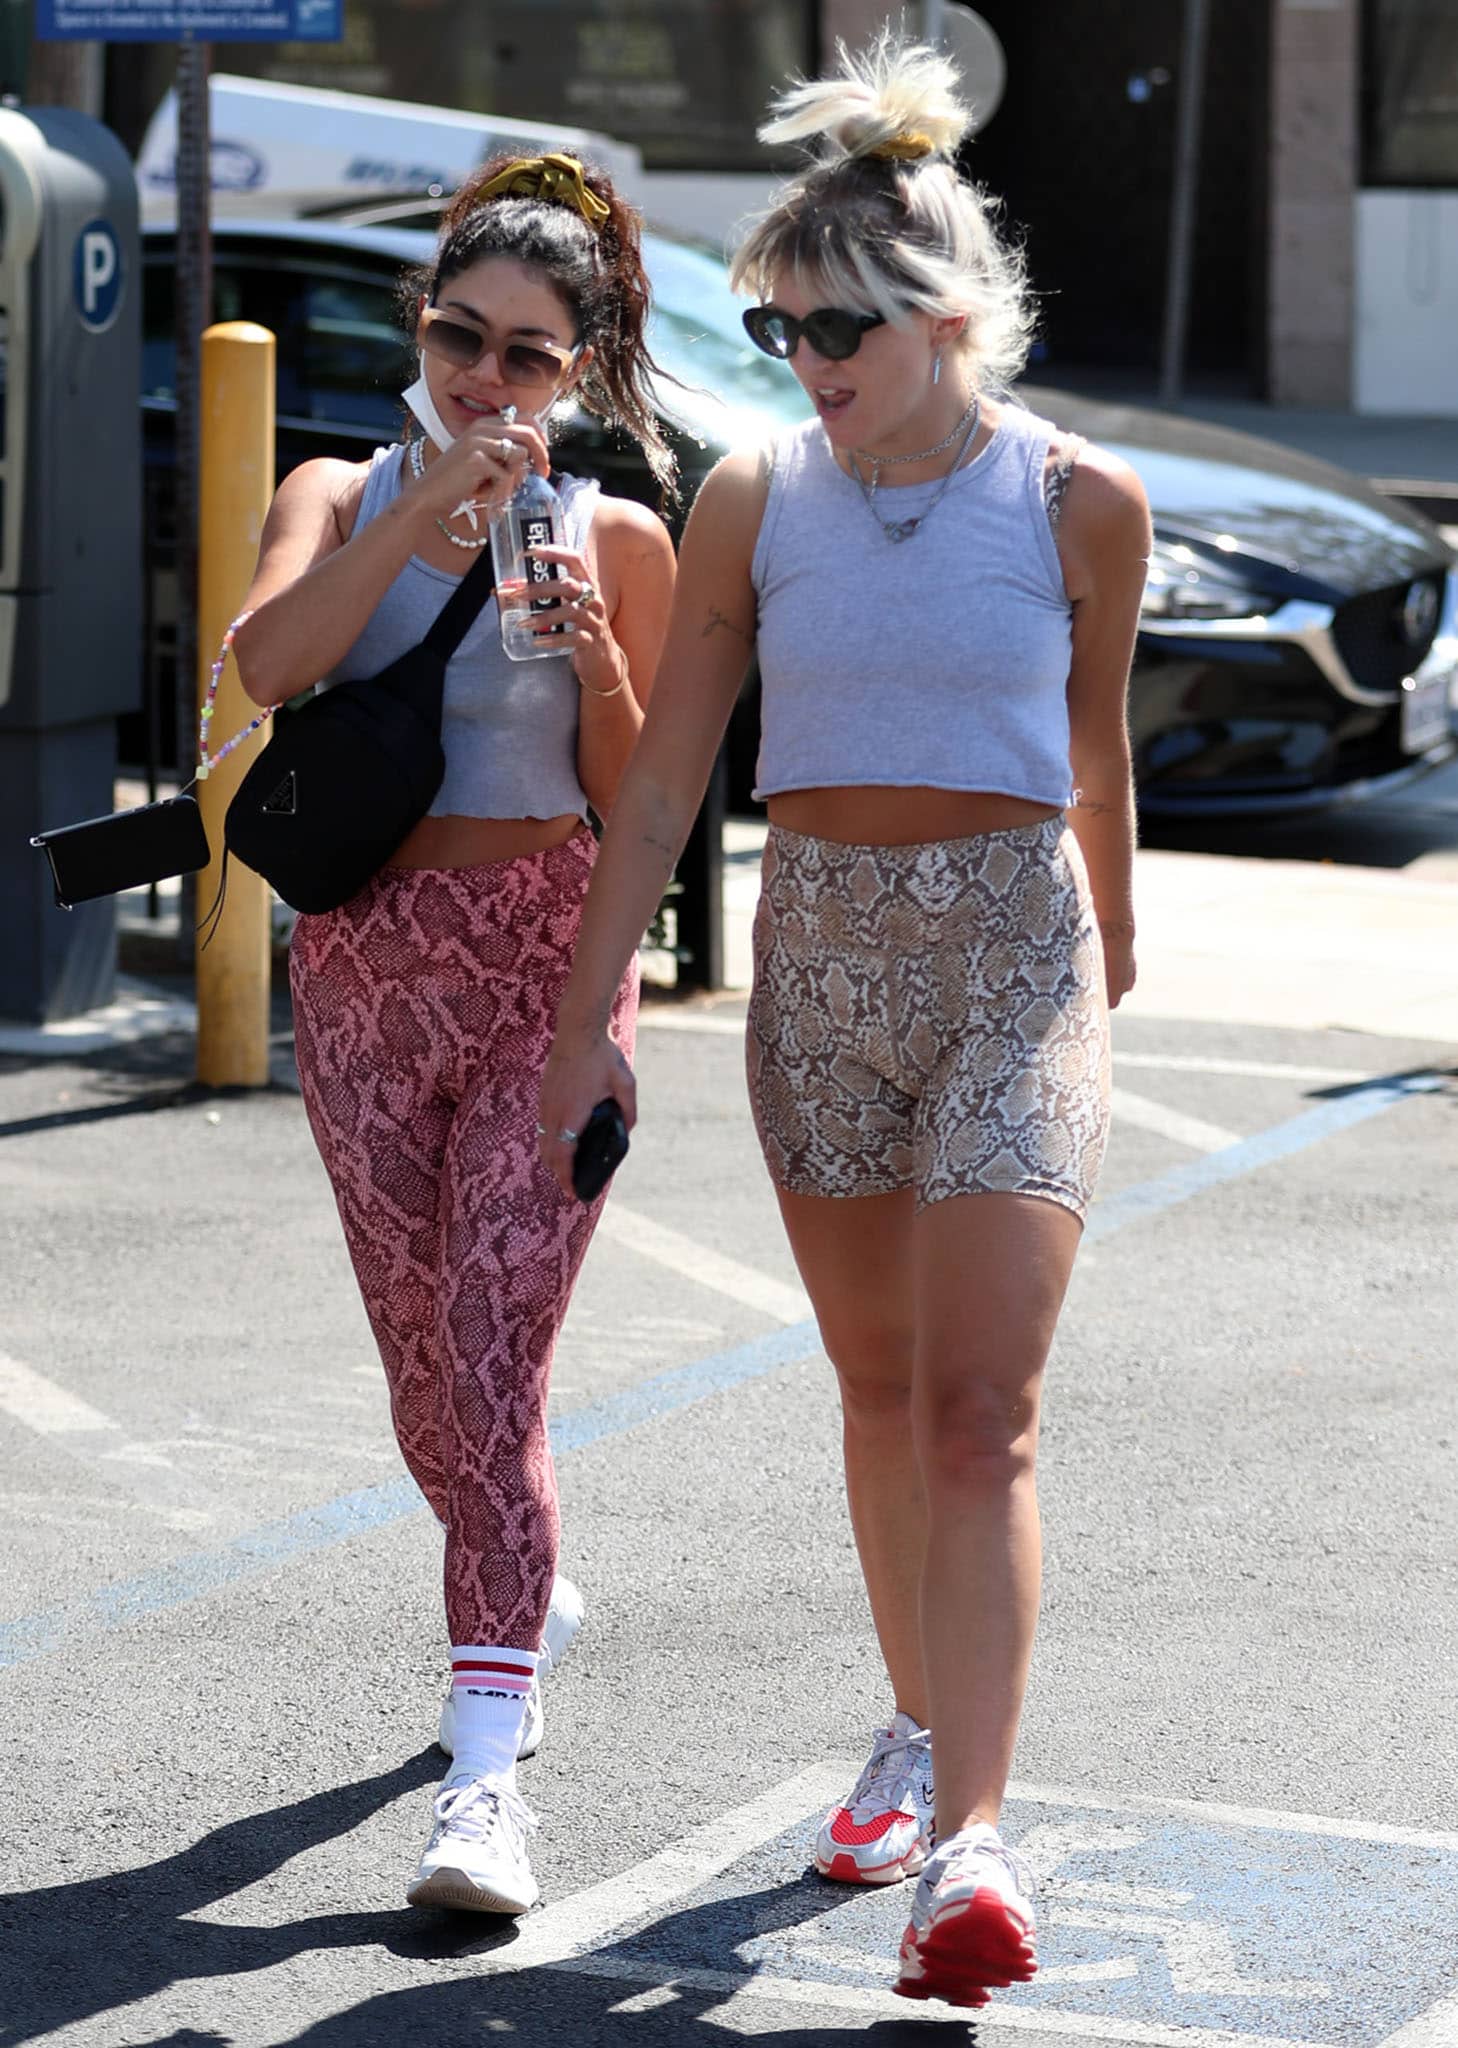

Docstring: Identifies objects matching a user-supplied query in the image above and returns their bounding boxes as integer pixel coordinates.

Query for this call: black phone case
[571,1098,630,1203]
[30,792,212,909]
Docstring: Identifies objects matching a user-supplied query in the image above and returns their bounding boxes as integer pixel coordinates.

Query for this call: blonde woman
[539,35,1148,2008]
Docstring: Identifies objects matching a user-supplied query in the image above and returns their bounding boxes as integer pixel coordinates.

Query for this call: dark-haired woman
[234,154,677,1915]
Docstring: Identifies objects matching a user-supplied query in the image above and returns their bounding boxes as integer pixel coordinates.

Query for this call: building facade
[92,0,1458,413]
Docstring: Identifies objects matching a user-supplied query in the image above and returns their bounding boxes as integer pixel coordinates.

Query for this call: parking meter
[0,106,140,1024]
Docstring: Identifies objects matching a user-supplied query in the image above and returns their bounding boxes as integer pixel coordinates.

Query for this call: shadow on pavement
[285,1873,977,2047]
[0,1751,440,2048]
[0,1774,983,2048]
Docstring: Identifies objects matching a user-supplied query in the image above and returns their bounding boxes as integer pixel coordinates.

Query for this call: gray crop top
[328,442,600,821]
[751,403,1076,808]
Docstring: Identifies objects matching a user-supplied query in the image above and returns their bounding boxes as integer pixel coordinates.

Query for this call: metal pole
[922,0,947,47]
[1158,0,1212,407]
[195,322,275,1089]
[174,40,211,955]
[674,747,726,993]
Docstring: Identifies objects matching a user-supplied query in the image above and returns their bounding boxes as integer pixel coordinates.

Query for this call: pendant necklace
[408,433,491,551]
[848,393,982,544]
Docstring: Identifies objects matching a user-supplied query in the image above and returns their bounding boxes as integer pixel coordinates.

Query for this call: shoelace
[929,1828,1036,1902]
[848,1724,932,1819]
[433,1777,538,1850]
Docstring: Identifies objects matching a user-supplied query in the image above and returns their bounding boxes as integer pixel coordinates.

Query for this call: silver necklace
[407,433,491,551]
[850,392,979,477]
[849,395,982,544]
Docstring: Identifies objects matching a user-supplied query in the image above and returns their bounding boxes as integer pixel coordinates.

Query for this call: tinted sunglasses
[418,306,577,388]
[742,303,887,362]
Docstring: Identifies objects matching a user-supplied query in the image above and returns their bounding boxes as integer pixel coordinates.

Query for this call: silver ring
[535,1123,548,1137]
[558,1126,579,1144]
[573,583,596,611]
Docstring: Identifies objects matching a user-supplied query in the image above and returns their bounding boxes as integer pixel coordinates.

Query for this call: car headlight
[1141,539,1272,621]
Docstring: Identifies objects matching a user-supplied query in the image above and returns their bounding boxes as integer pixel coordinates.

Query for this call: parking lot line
[1008,1780,1458,1854]
[1377,1989,1458,2046]
[594,1200,811,1324]
[0,1351,118,1435]
[1109,1087,1241,1152]
[1111,1053,1372,1086]
[636,1013,1380,1089]
[0,1066,1442,1672]
[1085,1070,1443,1243]
[541,1777,1458,2045]
[0,1352,219,1533]
[486,1761,852,1972]
[554,1955,1324,2045]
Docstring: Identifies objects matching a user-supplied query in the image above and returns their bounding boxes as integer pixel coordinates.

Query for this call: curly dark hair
[401,154,679,506]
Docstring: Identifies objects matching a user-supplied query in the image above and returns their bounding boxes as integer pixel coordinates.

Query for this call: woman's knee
[822,1317,915,1430]
[913,1372,1042,1492]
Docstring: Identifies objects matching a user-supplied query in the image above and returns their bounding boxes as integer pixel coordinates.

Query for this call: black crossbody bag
[30,547,497,924]
[224,544,497,916]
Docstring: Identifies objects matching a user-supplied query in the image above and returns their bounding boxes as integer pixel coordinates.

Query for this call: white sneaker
[814,1712,934,1885]
[539,1571,585,1677]
[437,1573,584,1763]
[894,1821,1037,2008]
[405,1774,539,1914]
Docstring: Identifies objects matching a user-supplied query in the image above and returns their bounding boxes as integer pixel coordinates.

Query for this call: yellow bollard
[195,321,276,1088]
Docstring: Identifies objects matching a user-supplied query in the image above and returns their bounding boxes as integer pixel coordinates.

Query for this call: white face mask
[402,364,460,452]
[404,359,544,453]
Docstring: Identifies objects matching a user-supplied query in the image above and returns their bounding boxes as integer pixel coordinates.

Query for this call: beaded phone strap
[194,612,271,782]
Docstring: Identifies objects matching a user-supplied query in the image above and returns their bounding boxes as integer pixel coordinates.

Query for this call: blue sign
[73,219,123,333]
[35,0,342,42]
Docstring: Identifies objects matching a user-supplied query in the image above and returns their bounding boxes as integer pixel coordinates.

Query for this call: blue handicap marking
[590,1786,1458,2044]
[73,219,123,334]
[996,1795,1457,2042]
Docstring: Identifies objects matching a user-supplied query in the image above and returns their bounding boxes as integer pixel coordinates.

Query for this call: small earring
[932,351,942,386]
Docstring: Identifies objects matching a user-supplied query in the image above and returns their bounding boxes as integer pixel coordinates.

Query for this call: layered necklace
[847,392,981,545]
[407,432,491,551]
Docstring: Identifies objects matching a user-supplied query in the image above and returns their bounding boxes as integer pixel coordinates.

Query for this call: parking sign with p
[74,218,122,332]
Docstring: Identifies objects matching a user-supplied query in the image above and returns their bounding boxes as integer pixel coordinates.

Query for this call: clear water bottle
[489,466,569,663]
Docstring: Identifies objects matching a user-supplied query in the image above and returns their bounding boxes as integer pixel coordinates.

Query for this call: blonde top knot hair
[756,32,970,164]
[731,28,1034,395]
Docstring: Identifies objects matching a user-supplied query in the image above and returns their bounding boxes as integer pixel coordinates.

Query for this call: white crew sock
[446,1644,539,1785]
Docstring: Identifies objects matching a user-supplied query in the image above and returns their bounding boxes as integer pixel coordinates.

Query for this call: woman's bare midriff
[766,787,1061,846]
[388,812,585,869]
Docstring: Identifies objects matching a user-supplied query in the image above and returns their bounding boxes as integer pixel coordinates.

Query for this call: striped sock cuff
[450,1644,539,1697]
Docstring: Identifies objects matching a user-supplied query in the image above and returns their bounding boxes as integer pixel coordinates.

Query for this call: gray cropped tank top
[751,403,1075,808]
[330,442,600,821]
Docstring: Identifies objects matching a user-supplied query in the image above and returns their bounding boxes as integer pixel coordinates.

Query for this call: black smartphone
[571,1098,630,1203]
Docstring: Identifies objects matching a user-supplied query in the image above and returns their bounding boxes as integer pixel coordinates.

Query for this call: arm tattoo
[642,830,677,867]
[701,606,751,645]
[1072,791,1117,817]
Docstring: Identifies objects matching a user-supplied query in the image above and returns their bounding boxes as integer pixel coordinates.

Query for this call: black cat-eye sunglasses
[742,303,887,362]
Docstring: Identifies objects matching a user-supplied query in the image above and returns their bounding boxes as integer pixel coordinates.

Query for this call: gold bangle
[578,666,627,700]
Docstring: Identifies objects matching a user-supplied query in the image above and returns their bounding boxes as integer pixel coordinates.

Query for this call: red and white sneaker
[814,1712,934,1885]
[894,1821,1037,2009]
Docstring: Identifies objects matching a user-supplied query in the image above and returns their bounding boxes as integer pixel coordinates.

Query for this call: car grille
[1331,570,1444,691]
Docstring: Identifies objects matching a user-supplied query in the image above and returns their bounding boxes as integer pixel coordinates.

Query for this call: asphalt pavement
[2,797,1456,2048]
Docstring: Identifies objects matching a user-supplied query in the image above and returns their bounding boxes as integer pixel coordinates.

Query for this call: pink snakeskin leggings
[289,830,638,1650]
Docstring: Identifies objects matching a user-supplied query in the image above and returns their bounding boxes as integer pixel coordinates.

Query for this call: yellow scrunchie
[867,131,936,163]
[473,152,611,228]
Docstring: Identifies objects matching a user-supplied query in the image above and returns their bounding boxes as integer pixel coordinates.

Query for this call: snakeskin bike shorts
[746,816,1111,1221]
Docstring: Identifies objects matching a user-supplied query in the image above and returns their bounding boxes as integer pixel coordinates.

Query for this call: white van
[136,72,645,224]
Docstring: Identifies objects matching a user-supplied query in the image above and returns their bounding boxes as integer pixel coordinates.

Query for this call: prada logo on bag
[261,771,298,817]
